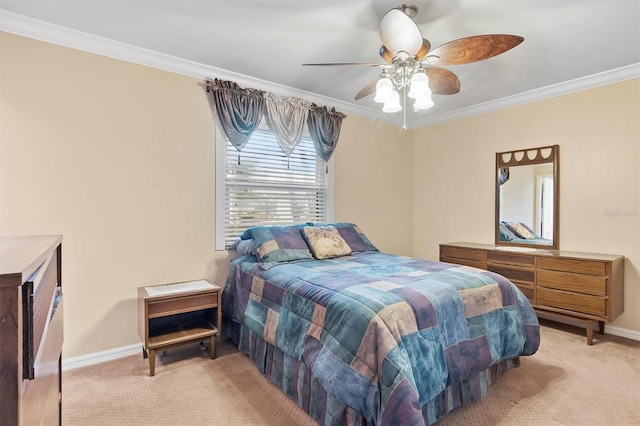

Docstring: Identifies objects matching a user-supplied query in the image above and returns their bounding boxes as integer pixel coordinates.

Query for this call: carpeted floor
[63,320,640,425]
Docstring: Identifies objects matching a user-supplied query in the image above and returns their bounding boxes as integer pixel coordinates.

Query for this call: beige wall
[413,79,640,333]
[0,32,413,358]
[334,115,413,256]
[1,31,638,360]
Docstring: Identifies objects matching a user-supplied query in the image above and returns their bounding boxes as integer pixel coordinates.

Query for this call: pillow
[230,239,255,256]
[302,226,352,260]
[240,222,312,240]
[241,224,312,263]
[326,222,378,252]
[499,223,518,241]
[504,222,539,240]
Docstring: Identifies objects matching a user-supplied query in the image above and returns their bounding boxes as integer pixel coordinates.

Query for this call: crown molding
[2,9,638,130]
[0,10,392,123]
[413,63,640,128]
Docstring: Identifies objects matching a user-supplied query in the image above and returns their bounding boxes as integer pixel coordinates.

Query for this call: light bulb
[374,78,393,103]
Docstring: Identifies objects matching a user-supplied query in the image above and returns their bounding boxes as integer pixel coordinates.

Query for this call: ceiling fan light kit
[374,62,434,112]
[303,4,524,126]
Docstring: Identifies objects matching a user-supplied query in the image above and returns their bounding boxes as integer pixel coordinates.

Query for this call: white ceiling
[1,0,639,128]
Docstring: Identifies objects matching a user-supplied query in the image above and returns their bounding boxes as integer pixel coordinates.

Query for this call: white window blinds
[216,121,330,249]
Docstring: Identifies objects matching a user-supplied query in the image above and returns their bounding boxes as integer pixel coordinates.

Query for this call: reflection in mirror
[495,145,559,250]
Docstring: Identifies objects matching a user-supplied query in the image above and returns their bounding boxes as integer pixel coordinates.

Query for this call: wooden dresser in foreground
[0,235,63,425]
[440,242,624,345]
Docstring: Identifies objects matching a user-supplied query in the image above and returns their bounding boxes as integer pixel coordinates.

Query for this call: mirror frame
[495,145,559,250]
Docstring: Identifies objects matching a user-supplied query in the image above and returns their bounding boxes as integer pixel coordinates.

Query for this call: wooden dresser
[440,242,624,345]
[0,235,63,425]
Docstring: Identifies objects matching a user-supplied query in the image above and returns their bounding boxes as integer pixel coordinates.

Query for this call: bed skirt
[223,315,520,425]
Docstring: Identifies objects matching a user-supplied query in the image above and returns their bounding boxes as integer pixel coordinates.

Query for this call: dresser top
[0,235,63,279]
[441,242,624,261]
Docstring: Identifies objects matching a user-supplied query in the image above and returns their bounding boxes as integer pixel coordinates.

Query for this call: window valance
[207,79,264,152]
[206,79,345,163]
[307,105,346,163]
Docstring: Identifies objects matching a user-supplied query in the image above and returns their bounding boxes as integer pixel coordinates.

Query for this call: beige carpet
[63,320,640,425]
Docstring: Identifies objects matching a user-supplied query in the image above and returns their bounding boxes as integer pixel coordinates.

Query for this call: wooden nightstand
[137,280,222,376]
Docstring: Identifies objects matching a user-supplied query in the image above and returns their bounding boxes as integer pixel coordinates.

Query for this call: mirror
[495,145,559,250]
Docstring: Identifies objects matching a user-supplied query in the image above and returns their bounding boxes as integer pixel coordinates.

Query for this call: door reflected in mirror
[495,145,559,250]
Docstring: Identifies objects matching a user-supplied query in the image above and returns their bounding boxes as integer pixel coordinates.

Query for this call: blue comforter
[223,251,540,425]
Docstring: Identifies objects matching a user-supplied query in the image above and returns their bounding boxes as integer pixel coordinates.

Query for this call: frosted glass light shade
[374,78,394,103]
[408,72,429,99]
[413,93,434,110]
[382,90,401,113]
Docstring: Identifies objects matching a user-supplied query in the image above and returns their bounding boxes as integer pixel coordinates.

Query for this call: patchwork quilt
[222,252,540,425]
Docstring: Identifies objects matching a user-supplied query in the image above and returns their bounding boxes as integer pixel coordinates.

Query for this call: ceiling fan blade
[354,81,377,100]
[427,34,524,66]
[302,62,388,68]
[426,67,461,95]
[380,38,431,64]
[416,38,432,61]
[379,8,423,56]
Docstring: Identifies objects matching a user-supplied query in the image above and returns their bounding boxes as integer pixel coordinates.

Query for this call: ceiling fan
[302,4,523,124]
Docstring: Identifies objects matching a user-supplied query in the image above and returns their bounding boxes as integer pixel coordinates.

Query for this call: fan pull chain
[402,84,407,129]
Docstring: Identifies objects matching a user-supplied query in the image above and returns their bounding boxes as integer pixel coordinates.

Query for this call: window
[215,121,333,249]
[536,174,554,239]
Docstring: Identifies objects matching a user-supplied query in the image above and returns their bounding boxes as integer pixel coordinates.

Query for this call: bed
[222,223,540,425]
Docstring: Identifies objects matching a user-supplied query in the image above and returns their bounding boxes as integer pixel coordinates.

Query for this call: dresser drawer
[487,252,534,268]
[22,296,63,426]
[441,257,487,270]
[537,257,606,276]
[440,246,486,262]
[537,269,606,296]
[537,287,605,317]
[148,292,218,318]
[513,283,534,301]
[24,250,59,380]
[440,246,487,269]
[488,265,534,284]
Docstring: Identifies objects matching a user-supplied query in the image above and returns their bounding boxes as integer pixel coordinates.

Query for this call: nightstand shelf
[138,280,221,376]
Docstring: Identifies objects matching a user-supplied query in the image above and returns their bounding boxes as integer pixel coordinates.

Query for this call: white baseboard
[62,343,141,371]
[536,313,640,342]
[606,325,640,341]
[62,321,639,371]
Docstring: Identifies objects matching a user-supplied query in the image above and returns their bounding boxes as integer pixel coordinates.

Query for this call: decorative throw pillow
[499,223,518,241]
[329,222,378,252]
[505,222,538,240]
[243,225,313,263]
[302,226,352,260]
